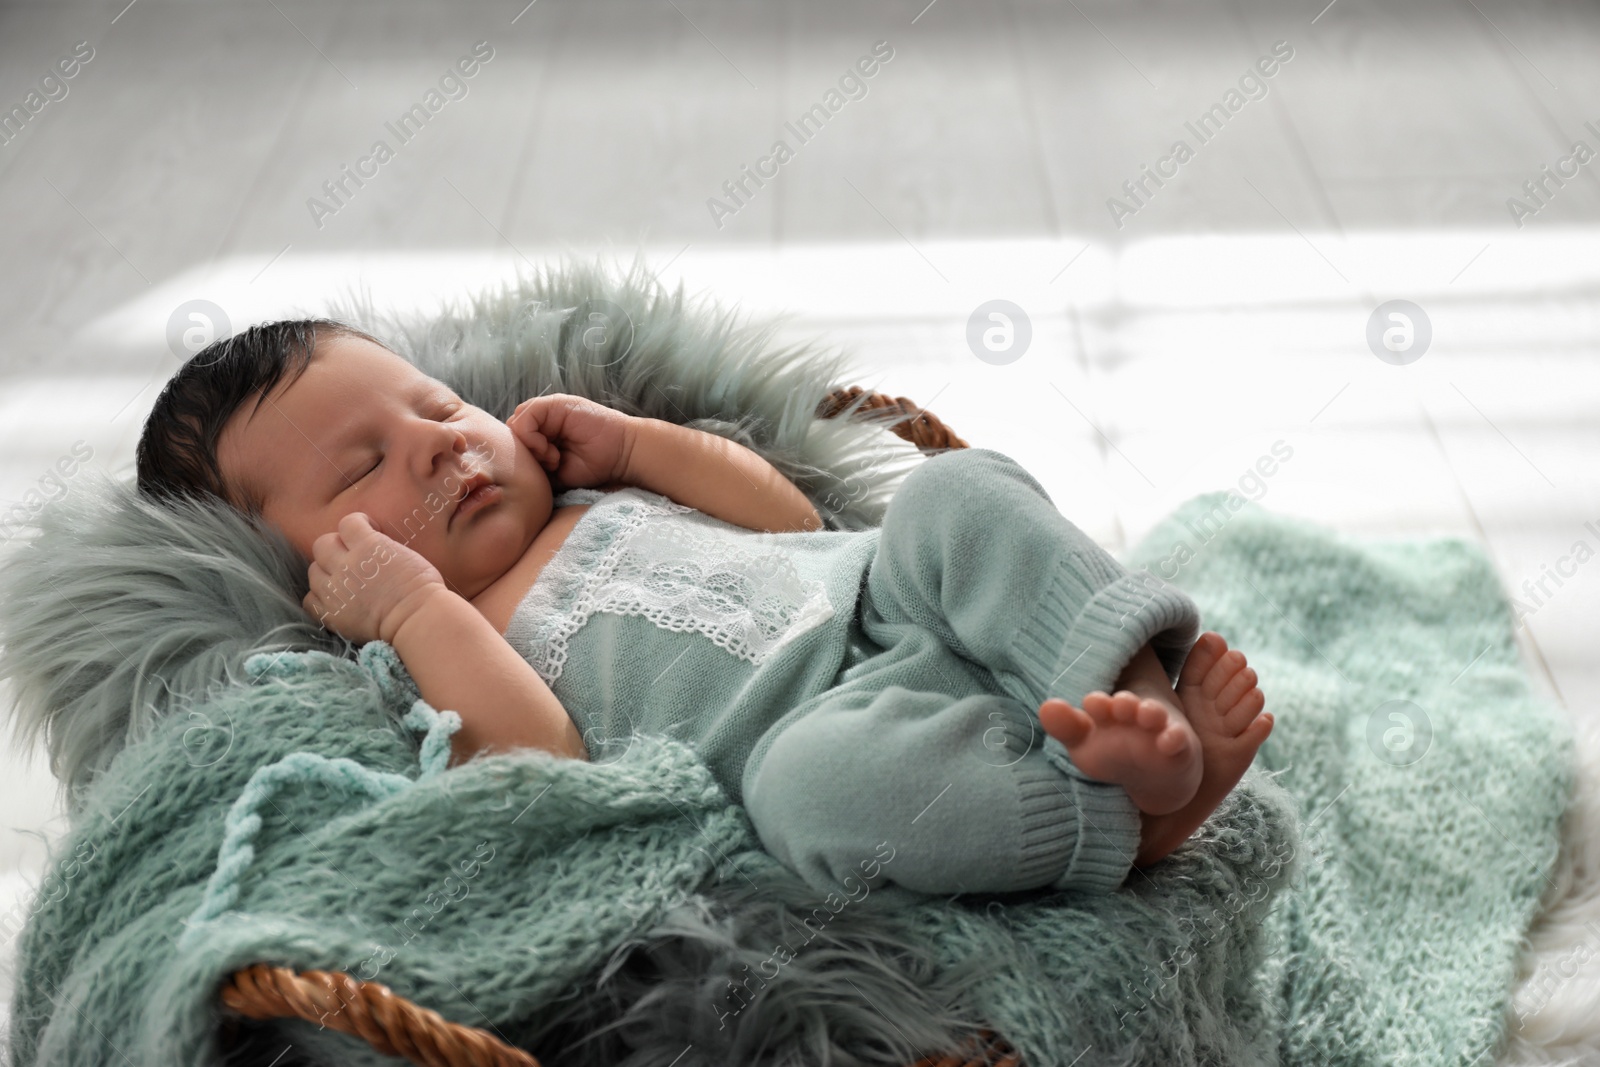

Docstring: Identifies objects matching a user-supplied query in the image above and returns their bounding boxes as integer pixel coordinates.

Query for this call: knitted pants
[740,447,1202,899]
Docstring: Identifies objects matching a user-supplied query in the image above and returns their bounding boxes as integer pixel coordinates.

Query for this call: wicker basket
[218,386,1022,1067]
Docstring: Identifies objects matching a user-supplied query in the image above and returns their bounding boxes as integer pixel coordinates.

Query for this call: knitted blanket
[1124,495,1576,1066]
[0,260,1574,1067]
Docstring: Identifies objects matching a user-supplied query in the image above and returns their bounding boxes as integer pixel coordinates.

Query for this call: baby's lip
[449,471,493,527]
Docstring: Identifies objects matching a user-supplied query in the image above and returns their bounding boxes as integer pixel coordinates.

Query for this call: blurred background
[3,0,1600,1038]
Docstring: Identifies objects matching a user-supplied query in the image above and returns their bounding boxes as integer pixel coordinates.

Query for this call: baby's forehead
[304,345,457,408]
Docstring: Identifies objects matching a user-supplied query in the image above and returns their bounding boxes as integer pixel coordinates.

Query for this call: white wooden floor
[4,0,1600,1045]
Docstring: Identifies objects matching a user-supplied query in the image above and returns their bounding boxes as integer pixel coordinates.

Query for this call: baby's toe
[1219,686,1267,732]
[1155,723,1191,756]
[1179,632,1229,689]
[1081,691,1115,723]
[1237,686,1266,719]
[1216,665,1258,709]
[1039,699,1094,747]
[1109,691,1141,723]
[1203,650,1249,700]
[1134,698,1169,731]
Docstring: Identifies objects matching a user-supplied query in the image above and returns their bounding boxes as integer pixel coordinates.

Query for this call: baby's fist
[302,513,447,645]
[507,393,637,490]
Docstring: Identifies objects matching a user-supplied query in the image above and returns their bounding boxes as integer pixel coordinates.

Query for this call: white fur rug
[1501,710,1600,1065]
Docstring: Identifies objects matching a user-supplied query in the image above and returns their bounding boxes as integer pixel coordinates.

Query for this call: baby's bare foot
[1134,631,1274,865]
[1038,689,1203,815]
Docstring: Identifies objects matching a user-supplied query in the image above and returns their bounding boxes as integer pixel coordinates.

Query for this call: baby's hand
[507,393,638,490]
[302,513,448,645]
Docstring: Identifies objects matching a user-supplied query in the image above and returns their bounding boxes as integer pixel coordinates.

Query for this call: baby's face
[215,334,553,602]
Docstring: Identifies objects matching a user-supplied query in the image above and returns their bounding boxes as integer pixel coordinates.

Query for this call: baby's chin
[447,494,548,596]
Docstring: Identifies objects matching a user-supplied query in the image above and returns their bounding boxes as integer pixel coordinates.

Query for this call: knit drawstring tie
[177,644,460,952]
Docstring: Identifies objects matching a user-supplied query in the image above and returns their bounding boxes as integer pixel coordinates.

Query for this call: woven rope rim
[218,385,1008,1067]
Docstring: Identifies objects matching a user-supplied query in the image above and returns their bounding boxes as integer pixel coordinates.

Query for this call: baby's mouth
[449,472,498,528]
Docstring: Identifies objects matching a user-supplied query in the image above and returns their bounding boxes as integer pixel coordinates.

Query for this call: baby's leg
[858,447,1268,863]
[865,447,1202,721]
[865,447,1210,812]
[741,636,1143,897]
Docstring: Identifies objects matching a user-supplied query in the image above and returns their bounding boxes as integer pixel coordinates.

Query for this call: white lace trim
[515,488,835,683]
[553,488,607,505]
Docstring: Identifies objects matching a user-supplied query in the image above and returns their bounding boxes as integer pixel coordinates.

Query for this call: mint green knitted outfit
[503,447,1201,898]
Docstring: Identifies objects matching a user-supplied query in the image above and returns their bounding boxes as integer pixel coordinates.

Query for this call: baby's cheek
[257,495,324,562]
[475,421,520,465]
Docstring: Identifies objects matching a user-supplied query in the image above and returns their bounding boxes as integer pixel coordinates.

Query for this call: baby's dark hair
[135,318,385,517]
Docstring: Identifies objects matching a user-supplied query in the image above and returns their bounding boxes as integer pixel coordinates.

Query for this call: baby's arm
[387,587,589,768]
[508,395,820,532]
[621,418,823,533]
[302,513,587,769]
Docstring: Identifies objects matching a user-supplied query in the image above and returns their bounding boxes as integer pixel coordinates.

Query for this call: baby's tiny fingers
[309,528,349,562]
[339,511,375,536]
[303,591,330,624]
[511,415,549,448]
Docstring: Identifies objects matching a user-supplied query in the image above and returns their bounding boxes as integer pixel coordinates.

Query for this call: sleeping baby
[134,319,1273,899]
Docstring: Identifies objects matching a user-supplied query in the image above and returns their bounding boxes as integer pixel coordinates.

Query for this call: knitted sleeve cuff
[1001,712,1140,895]
[1011,550,1202,707]
[1039,736,1141,893]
